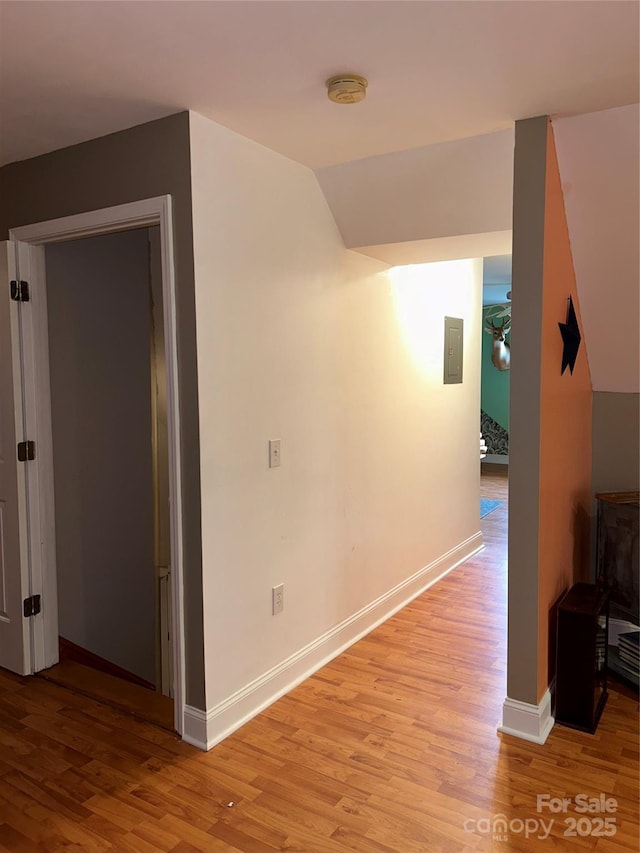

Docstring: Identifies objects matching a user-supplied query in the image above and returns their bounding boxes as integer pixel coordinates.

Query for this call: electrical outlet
[272,583,284,615]
[269,439,281,468]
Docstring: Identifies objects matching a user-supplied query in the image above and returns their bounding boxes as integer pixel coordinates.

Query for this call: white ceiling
[0,3,637,395]
[0,0,638,169]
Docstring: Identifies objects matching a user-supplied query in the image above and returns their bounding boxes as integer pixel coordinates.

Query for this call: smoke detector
[326,74,368,104]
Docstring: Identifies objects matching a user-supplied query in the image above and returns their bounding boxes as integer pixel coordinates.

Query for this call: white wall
[553,104,640,393]
[46,230,156,684]
[188,112,483,740]
[315,129,514,250]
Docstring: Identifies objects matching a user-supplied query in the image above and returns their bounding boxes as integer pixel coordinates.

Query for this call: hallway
[0,468,637,851]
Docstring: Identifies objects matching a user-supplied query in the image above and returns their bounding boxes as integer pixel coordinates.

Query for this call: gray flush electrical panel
[443,316,464,384]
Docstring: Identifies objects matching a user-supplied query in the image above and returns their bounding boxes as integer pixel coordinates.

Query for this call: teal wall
[481,306,510,431]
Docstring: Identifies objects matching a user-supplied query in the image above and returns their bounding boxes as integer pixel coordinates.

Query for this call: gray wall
[592,392,640,495]
[0,113,205,710]
[591,391,640,578]
[507,116,548,706]
[47,231,155,683]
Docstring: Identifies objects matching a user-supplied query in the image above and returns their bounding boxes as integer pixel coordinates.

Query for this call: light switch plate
[269,439,281,468]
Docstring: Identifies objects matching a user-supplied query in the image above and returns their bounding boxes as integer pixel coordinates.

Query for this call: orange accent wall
[537,122,593,700]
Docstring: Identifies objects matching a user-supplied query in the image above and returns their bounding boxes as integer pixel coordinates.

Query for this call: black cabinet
[555,583,608,733]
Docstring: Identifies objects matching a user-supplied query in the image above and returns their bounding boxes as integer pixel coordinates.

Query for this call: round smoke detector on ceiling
[326,74,368,104]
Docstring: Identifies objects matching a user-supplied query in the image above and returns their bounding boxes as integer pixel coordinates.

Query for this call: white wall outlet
[269,439,281,468]
[272,583,284,615]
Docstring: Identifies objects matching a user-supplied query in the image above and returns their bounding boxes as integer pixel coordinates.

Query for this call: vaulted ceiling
[1,2,638,390]
[0,1,638,168]
[554,104,639,392]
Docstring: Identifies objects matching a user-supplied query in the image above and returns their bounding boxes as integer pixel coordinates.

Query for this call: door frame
[9,196,186,735]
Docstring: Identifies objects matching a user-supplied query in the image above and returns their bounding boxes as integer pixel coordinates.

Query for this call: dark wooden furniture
[555,583,608,733]
[595,491,639,689]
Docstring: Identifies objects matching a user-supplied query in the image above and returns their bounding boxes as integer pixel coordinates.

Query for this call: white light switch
[269,439,281,468]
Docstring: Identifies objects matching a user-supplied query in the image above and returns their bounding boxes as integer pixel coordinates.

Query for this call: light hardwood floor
[0,469,637,852]
[38,659,175,733]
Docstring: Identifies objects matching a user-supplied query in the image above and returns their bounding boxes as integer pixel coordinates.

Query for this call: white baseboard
[183,531,484,751]
[498,688,554,744]
[182,706,209,750]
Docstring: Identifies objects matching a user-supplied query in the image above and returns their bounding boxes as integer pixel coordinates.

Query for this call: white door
[0,242,32,674]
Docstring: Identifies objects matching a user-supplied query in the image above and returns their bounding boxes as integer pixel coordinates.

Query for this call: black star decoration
[558,295,581,375]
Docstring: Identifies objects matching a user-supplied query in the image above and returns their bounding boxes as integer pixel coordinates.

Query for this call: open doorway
[480,255,510,525]
[481,255,511,467]
[2,197,186,735]
[38,227,173,727]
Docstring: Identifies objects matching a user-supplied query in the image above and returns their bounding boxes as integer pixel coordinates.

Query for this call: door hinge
[17,440,35,462]
[23,594,41,618]
[10,280,30,302]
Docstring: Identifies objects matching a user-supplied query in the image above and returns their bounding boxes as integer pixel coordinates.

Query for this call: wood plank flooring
[1,469,637,851]
[38,659,174,733]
